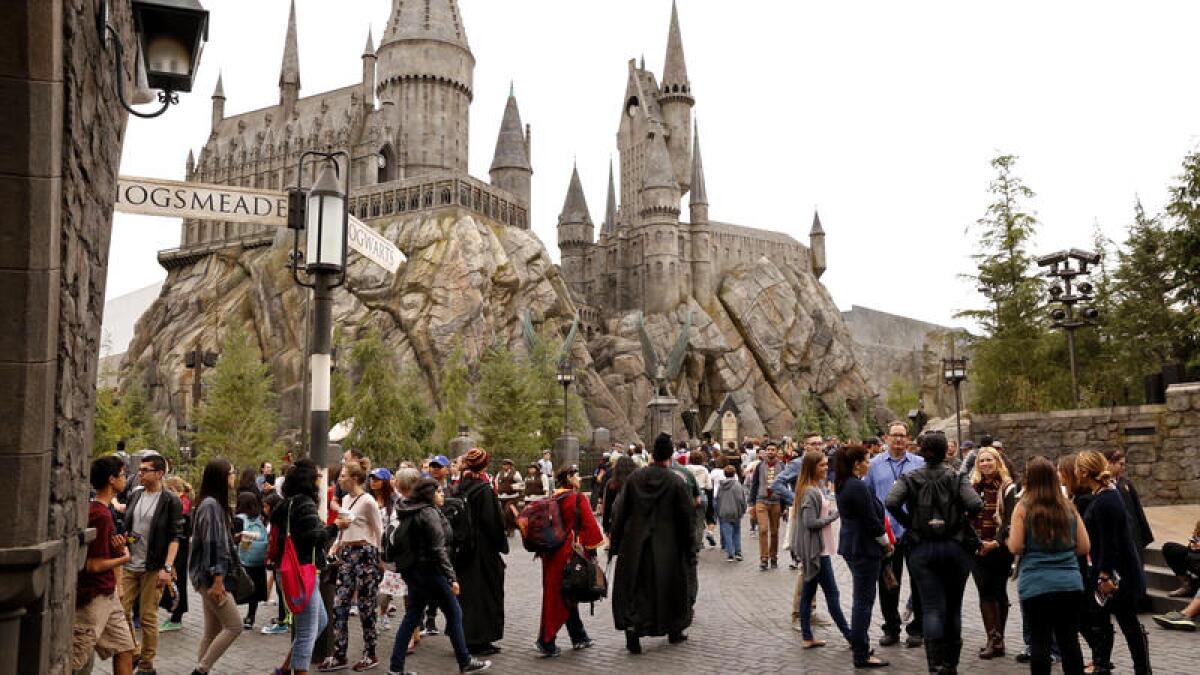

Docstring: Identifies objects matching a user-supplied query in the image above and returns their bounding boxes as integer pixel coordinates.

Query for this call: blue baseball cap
[431,455,451,468]
[369,467,392,481]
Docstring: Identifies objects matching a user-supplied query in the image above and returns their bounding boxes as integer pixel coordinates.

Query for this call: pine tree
[432,345,474,451]
[474,344,542,464]
[343,328,431,466]
[793,393,822,438]
[830,400,853,441]
[92,387,122,459]
[528,329,588,450]
[1163,152,1200,369]
[194,327,280,468]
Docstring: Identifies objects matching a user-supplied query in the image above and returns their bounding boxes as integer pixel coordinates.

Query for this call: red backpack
[517,496,567,554]
[278,498,318,614]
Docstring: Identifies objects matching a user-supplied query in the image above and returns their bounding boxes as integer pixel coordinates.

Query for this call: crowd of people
[71,422,1178,675]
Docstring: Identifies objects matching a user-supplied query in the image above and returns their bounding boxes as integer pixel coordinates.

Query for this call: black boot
[924,638,942,674]
[625,630,642,654]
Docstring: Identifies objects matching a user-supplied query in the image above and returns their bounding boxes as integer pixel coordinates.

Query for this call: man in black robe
[451,448,509,655]
[609,433,697,654]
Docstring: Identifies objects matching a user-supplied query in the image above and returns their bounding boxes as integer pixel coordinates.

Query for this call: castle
[160,0,827,327]
[556,3,827,324]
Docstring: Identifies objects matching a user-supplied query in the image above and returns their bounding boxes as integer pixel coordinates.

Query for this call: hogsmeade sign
[115,176,403,274]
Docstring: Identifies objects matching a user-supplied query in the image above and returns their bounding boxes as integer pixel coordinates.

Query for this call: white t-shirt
[337,491,383,548]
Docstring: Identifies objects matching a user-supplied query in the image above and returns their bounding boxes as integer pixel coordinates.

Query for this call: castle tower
[361,29,376,112]
[489,86,532,222]
[810,210,827,278]
[602,159,618,241]
[639,131,682,314]
[558,166,594,302]
[659,1,694,195]
[278,0,301,120]
[376,0,474,177]
[689,123,713,307]
[210,72,225,136]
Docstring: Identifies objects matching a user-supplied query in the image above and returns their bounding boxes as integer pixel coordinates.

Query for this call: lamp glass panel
[318,198,345,266]
[146,34,190,76]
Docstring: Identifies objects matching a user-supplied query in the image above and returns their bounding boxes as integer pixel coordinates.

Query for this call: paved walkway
[98,517,1197,674]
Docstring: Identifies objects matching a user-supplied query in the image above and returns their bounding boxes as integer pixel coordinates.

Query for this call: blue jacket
[836,475,887,560]
[770,458,803,508]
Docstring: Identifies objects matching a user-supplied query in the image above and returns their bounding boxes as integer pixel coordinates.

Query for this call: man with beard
[609,433,696,654]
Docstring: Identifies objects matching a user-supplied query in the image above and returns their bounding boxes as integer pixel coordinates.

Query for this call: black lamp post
[556,360,575,436]
[97,0,210,118]
[1037,249,1101,408]
[942,348,968,446]
[288,152,350,471]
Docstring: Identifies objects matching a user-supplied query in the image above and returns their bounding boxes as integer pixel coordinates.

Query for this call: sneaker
[572,638,595,650]
[262,622,290,635]
[243,617,254,630]
[535,641,561,658]
[770,558,779,570]
[905,634,923,648]
[726,555,735,563]
[460,658,491,672]
[421,621,440,636]
[879,633,900,647]
[159,620,183,632]
[317,657,349,672]
[705,533,716,547]
[1153,611,1199,631]
[792,618,803,633]
[1015,648,1032,663]
[735,553,744,561]
[350,606,359,617]
[352,656,379,672]
[380,616,391,631]
[760,560,769,571]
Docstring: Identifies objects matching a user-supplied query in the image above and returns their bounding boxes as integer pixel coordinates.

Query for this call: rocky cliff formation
[124,209,875,446]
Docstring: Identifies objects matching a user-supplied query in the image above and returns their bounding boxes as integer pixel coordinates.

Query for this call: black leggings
[1086,590,1151,674]
[1022,590,1085,675]
[1162,542,1200,580]
[971,547,1012,604]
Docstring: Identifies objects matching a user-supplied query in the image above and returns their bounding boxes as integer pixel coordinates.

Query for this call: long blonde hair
[970,447,1012,488]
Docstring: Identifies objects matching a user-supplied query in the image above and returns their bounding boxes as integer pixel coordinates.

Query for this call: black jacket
[123,487,185,571]
[394,500,457,583]
[885,462,983,548]
[269,495,337,569]
[836,475,887,560]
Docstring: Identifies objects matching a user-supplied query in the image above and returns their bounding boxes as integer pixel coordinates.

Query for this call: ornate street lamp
[97,0,210,118]
[556,359,575,436]
[942,348,968,446]
[288,153,350,470]
[1037,249,1101,408]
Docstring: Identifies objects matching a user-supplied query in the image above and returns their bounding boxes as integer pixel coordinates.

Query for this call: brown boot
[978,600,999,659]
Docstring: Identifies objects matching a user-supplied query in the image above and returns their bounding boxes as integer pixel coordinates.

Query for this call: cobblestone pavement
[99,520,1197,674]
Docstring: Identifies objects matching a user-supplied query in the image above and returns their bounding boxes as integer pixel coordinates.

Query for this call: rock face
[125,209,874,447]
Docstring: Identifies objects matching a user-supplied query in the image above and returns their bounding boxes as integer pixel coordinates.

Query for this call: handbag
[226,528,257,604]
[560,494,607,603]
[279,497,318,614]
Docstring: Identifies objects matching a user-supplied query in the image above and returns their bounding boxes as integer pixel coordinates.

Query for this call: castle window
[441,188,452,205]
[423,191,433,207]
[409,192,420,210]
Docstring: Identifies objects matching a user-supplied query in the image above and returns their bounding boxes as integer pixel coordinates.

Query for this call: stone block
[0,0,61,81]
[0,268,59,363]
[1070,417,1093,431]
[1164,413,1183,428]
[0,174,61,271]
[1167,394,1191,412]
[0,76,62,179]
[1064,431,1087,447]
[0,451,49,547]
[0,360,55,457]
[1192,394,1200,411]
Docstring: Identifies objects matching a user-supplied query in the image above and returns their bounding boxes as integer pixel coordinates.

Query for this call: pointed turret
[689,123,713,307]
[210,72,225,135]
[602,159,618,236]
[279,0,301,114]
[361,28,377,111]
[810,210,827,278]
[186,149,195,179]
[558,165,594,302]
[659,1,694,194]
[490,89,533,216]
[689,122,708,213]
[381,0,469,49]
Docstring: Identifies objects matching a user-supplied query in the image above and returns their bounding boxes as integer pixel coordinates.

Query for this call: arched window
[441,188,452,205]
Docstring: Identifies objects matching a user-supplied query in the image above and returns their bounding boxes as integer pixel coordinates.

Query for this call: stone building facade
[1,0,135,672]
[158,0,533,271]
[556,3,827,324]
[971,382,1200,505]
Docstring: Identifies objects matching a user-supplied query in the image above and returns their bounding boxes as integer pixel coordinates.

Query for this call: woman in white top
[318,460,385,672]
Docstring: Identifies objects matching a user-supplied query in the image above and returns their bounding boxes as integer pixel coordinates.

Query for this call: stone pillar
[0,2,132,671]
[647,395,680,443]
[448,424,475,458]
[553,434,580,474]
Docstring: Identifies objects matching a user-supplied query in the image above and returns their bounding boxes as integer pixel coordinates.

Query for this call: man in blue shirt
[864,421,925,648]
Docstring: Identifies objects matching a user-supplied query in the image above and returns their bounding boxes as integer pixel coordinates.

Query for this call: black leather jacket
[123,487,185,571]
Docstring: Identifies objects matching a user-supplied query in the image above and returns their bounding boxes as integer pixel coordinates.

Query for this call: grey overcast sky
[109,0,1200,329]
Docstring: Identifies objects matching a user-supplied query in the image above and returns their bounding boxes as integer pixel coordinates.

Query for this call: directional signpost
[114,175,403,273]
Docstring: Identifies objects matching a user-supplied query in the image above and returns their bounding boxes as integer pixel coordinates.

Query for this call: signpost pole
[310,273,333,470]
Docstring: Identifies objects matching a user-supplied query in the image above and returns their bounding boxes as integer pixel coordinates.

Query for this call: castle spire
[212,71,225,99]
[382,0,470,50]
[663,0,689,88]
[690,122,707,207]
[603,159,618,235]
[278,0,301,89]
[490,90,531,173]
[363,27,375,56]
[559,166,593,226]
[810,209,827,278]
[811,209,825,235]
[186,149,195,177]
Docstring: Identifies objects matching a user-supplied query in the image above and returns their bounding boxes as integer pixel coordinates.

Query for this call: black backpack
[383,505,428,571]
[442,481,483,557]
[559,494,608,604]
[909,467,965,541]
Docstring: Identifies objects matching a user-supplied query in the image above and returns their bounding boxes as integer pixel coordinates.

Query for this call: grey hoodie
[715,476,747,522]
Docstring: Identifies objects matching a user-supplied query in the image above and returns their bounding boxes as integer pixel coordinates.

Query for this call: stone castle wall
[971,383,1200,505]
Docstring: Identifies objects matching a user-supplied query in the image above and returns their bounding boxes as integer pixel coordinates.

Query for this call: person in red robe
[536,466,605,657]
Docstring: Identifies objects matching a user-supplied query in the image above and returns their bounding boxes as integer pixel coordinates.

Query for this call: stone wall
[971,382,1200,505]
[0,0,132,672]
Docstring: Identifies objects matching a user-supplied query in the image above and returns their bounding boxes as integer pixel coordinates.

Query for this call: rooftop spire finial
[212,70,225,98]
[560,165,593,226]
[490,89,531,173]
[663,0,689,86]
[363,27,376,56]
[279,0,301,89]
[690,121,708,207]
[603,157,618,234]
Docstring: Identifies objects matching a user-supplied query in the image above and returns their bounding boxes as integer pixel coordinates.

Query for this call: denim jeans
[291,580,329,671]
[389,566,471,673]
[907,540,971,662]
[799,555,852,641]
[719,519,741,556]
[844,555,881,665]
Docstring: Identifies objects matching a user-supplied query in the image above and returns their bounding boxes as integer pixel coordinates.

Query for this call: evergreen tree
[793,392,822,438]
[431,345,474,451]
[830,399,853,441]
[474,344,541,463]
[885,378,919,422]
[1163,152,1200,368]
[92,387,122,459]
[329,327,353,426]
[528,329,588,451]
[194,327,280,468]
[343,327,432,466]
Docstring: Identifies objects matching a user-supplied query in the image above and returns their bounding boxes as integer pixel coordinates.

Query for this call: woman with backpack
[187,458,243,675]
[970,446,1018,659]
[1076,450,1153,675]
[268,458,338,675]
[535,466,604,657]
[450,448,509,657]
[234,491,269,631]
[885,432,983,674]
[387,478,492,674]
[1007,456,1090,675]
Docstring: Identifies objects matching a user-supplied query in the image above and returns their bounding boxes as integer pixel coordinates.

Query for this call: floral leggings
[333,544,382,660]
